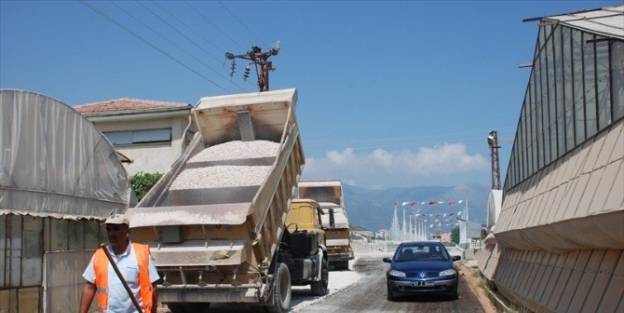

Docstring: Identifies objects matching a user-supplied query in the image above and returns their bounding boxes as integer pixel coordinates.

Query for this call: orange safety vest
[93,243,153,313]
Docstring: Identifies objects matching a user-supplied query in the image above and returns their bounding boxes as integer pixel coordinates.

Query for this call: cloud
[303,143,488,187]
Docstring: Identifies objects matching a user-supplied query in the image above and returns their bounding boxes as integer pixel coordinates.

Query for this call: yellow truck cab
[281,199,329,296]
[286,199,325,236]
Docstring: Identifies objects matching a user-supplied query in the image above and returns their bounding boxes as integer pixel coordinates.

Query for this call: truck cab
[281,199,329,296]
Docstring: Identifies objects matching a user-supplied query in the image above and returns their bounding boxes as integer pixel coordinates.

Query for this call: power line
[217,0,268,48]
[131,1,246,90]
[111,1,245,92]
[80,0,230,93]
[136,1,221,61]
[149,0,227,56]
[183,0,246,50]
[148,0,255,88]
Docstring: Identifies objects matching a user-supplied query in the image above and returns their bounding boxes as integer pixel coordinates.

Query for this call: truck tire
[168,302,210,313]
[336,260,349,271]
[310,258,329,296]
[266,263,291,313]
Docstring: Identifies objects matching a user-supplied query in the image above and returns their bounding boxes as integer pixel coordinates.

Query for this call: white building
[76,98,192,176]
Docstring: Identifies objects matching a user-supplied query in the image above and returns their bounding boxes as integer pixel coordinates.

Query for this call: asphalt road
[166,256,486,313]
[294,257,486,313]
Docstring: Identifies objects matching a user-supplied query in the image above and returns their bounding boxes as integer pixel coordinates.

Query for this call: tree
[130,171,163,202]
[451,226,460,244]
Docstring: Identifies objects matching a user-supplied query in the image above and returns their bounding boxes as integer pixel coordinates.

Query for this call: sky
[1,0,618,189]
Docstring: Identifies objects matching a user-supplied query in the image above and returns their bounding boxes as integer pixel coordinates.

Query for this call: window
[394,244,450,262]
[612,41,624,120]
[22,216,42,286]
[104,128,172,146]
[555,27,566,157]
[547,33,557,162]
[584,34,598,137]
[10,215,21,287]
[540,50,550,168]
[573,30,586,143]
[527,72,544,168]
[596,39,611,130]
[0,215,5,287]
[563,27,575,151]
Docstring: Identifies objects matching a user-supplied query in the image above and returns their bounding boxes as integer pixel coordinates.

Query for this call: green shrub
[131,171,163,201]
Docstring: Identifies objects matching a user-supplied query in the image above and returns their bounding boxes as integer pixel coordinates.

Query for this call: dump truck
[298,180,354,270]
[127,89,305,313]
[282,199,329,296]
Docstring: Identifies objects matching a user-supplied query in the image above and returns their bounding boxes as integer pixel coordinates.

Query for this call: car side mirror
[383,257,392,263]
[452,255,461,261]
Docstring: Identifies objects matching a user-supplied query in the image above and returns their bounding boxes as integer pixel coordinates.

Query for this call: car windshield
[393,243,450,262]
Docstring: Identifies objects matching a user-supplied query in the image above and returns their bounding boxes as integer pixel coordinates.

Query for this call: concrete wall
[92,115,189,177]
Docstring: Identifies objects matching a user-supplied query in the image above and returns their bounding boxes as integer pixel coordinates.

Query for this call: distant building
[479,5,624,312]
[76,98,192,176]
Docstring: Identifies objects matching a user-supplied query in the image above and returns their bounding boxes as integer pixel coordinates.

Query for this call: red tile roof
[75,98,190,114]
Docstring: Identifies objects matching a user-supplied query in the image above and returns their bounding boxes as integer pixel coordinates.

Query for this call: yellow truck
[127,89,306,313]
[282,199,329,296]
[298,180,354,270]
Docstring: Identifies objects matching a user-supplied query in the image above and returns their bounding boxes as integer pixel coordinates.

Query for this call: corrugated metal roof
[544,5,624,39]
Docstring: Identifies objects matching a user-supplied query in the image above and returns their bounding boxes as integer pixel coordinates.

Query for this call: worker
[79,214,159,313]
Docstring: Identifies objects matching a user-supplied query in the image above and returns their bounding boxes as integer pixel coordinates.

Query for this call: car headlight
[439,269,457,277]
[388,270,406,278]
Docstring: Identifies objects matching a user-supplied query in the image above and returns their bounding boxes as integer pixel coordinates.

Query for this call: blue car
[383,241,461,300]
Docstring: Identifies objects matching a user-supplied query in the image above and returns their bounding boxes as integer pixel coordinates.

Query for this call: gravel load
[170,165,271,190]
[189,140,280,163]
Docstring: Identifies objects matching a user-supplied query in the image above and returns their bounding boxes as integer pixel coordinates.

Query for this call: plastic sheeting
[0,90,129,219]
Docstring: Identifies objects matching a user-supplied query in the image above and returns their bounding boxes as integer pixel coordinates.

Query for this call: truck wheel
[336,260,349,271]
[310,258,329,296]
[266,263,291,313]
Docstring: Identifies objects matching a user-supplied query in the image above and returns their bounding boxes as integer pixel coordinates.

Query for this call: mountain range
[342,184,490,231]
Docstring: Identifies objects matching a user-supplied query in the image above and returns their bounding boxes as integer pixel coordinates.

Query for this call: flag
[458,200,464,204]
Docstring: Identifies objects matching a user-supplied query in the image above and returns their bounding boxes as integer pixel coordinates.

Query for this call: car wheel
[448,283,459,300]
[387,286,397,301]
[337,260,349,270]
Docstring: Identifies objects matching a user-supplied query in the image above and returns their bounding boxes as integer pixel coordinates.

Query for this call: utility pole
[226,42,280,92]
[487,130,502,190]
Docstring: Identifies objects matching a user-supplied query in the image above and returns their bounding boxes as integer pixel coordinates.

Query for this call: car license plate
[411,281,434,287]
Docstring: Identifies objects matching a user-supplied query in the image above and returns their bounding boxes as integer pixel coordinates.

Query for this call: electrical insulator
[243,63,251,80]
[229,60,236,78]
